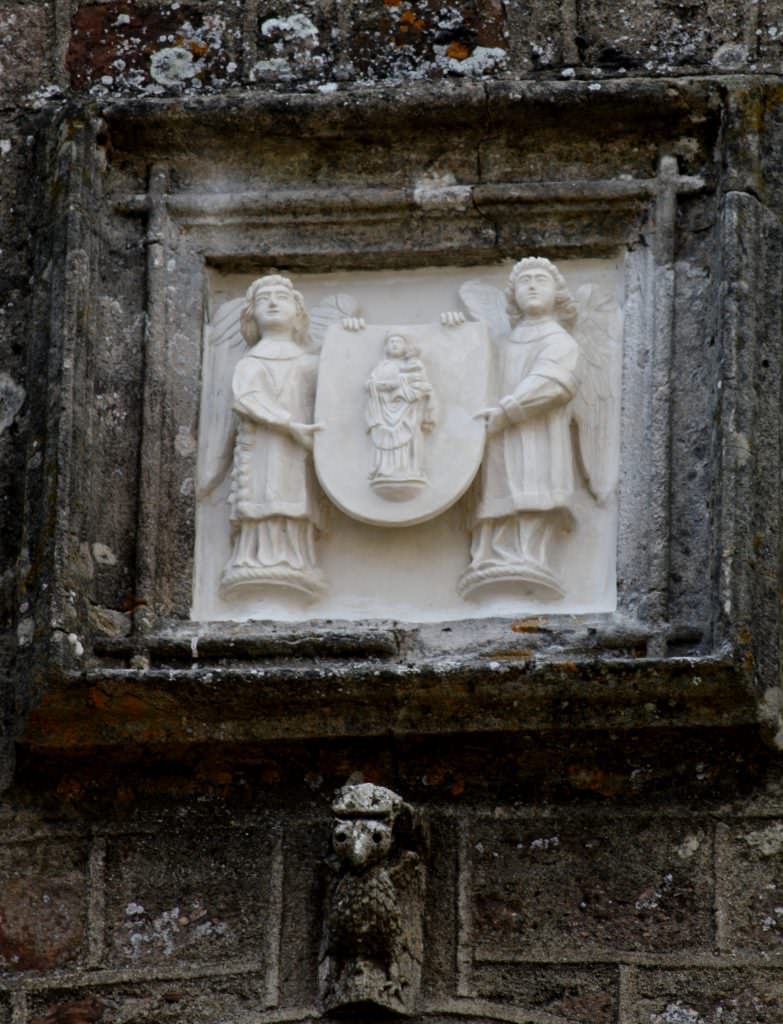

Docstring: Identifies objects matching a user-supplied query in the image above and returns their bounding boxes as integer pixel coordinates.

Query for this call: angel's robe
[476,317,580,521]
[229,341,321,529]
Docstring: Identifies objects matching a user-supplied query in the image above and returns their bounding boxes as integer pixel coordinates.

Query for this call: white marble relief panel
[193,260,623,622]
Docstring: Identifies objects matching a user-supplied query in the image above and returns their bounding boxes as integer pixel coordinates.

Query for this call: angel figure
[197,275,333,599]
[458,257,621,600]
[366,332,437,500]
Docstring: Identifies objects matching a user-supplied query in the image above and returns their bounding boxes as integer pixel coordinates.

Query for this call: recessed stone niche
[193,258,623,622]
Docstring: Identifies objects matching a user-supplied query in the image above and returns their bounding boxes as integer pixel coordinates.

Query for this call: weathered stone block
[472,963,617,1024]
[66,2,242,95]
[277,818,329,1006]
[577,0,747,73]
[253,1,338,85]
[29,997,101,1024]
[469,816,712,955]
[0,839,89,971]
[0,3,50,105]
[29,976,268,1024]
[631,966,783,1024]
[104,825,279,965]
[344,0,507,80]
[718,819,783,951]
[758,0,783,66]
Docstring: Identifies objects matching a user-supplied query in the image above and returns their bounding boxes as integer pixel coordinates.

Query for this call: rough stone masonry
[2,2,783,1024]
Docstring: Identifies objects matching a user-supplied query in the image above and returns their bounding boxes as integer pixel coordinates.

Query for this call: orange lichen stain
[88,687,108,710]
[187,39,209,56]
[485,649,533,660]
[384,0,401,5]
[744,649,754,673]
[738,627,751,644]
[446,41,470,59]
[567,765,624,797]
[55,776,85,802]
[451,778,465,797]
[116,785,135,802]
[198,766,233,786]
[118,694,150,720]
[511,618,544,633]
[561,660,579,672]
[399,9,425,29]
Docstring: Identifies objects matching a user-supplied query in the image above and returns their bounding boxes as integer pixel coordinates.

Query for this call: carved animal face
[333,818,393,867]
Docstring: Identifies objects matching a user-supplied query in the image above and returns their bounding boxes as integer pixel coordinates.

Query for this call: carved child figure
[365,332,437,500]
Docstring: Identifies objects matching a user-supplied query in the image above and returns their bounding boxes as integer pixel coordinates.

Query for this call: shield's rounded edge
[313,320,490,527]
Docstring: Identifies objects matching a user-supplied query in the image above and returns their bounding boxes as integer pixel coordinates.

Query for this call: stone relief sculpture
[194,262,620,617]
[313,315,489,528]
[457,257,622,600]
[320,783,427,1017]
[197,277,361,600]
[365,332,437,500]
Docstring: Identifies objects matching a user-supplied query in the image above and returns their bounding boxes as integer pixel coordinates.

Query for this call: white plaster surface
[193,261,623,622]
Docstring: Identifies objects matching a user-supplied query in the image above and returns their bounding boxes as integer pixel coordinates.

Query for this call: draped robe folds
[226,342,321,576]
[470,318,580,570]
[366,356,435,481]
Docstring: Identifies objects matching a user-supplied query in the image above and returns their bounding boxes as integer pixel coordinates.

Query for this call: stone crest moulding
[314,319,489,526]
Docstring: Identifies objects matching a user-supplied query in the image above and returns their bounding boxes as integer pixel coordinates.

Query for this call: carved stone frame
[18,82,782,757]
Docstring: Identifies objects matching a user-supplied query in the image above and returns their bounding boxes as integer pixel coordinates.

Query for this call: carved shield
[314,321,490,526]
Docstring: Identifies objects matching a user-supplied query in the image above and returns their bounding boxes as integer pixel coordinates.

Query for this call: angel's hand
[474,406,507,435]
[289,420,325,451]
[440,311,465,327]
[343,317,366,332]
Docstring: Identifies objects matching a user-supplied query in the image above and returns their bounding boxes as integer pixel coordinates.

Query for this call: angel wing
[571,283,623,505]
[308,293,361,350]
[196,296,246,500]
[458,280,510,344]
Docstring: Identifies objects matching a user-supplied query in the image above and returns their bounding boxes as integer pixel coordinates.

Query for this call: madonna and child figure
[365,332,437,501]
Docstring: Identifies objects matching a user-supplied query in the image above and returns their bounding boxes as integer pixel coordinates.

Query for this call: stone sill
[23,617,758,754]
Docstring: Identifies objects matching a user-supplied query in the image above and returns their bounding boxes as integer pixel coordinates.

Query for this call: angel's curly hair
[240,274,310,346]
[506,257,577,331]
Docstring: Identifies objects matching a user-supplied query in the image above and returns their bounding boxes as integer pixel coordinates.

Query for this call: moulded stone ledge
[20,645,758,756]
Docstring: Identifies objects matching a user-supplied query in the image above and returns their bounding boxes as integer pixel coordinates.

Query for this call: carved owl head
[332,817,394,868]
[331,783,404,870]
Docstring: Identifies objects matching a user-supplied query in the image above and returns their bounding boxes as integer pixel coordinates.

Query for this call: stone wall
[2,3,783,1024]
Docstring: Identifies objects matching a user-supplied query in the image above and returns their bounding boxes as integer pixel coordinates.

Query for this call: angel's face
[253,285,298,330]
[514,270,556,318]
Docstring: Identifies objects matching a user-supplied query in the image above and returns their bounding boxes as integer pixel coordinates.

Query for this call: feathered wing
[458,280,510,344]
[571,283,623,505]
[308,293,361,350]
[388,851,426,967]
[196,296,246,500]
